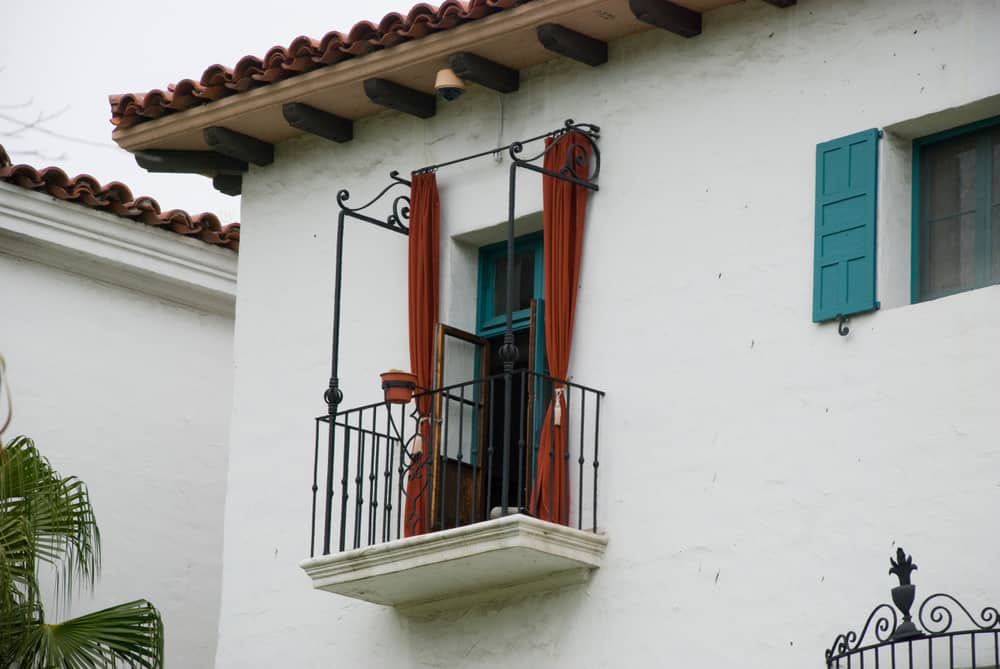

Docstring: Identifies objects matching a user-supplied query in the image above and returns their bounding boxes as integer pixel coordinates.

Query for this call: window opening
[478,233,546,514]
[913,116,1000,302]
[477,231,543,337]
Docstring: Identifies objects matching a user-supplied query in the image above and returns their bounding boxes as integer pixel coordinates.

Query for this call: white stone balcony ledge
[299,514,607,616]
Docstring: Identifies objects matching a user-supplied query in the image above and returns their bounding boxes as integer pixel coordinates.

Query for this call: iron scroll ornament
[825,604,900,663]
[825,549,1000,667]
[334,169,412,235]
[323,171,411,409]
[508,119,601,187]
[383,403,433,499]
[918,594,1000,635]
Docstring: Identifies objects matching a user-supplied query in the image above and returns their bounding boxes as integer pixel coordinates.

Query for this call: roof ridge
[0,144,239,252]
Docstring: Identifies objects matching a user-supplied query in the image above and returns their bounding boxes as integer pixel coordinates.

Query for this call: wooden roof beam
[134,150,247,176]
[628,0,702,38]
[363,78,436,119]
[449,52,520,93]
[213,175,242,197]
[536,24,608,67]
[203,127,274,166]
[282,103,354,143]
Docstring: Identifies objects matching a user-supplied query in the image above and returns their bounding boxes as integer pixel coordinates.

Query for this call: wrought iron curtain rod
[411,119,599,175]
[319,118,601,553]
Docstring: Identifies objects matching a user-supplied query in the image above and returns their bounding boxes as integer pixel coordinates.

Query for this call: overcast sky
[3,0,405,223]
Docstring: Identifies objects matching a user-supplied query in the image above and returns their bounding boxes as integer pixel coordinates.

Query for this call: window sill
[913,280,1000,305]
[299,514,607,616]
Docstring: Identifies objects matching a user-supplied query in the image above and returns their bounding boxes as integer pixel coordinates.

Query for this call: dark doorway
[484,329,531,514]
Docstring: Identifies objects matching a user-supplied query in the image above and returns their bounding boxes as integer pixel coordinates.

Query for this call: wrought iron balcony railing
[826,549,1000,669]
[309,370,604,557]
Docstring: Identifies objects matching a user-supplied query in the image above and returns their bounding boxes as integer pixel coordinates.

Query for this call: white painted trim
[0,182,237,316]
[299,514,607,614]
[399,568,593,618]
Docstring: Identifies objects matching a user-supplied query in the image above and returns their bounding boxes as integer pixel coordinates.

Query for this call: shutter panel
[812,128,880,322]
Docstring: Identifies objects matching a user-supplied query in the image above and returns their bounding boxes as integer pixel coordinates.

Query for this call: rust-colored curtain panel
[531,132,591,525]
[404,172,439,537]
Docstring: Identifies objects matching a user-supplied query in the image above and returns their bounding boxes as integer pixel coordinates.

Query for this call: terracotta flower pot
[380,370,417,405]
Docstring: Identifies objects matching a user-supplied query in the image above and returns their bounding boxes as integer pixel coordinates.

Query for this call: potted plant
[380,369,417,404]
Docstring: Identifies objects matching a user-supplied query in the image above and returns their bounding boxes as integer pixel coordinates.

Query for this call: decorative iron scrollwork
[889,547,917,585]
[508,119,601,188]
[825,603,899,665]
[335,170,412,235]
[380,403,432,500]
[918,594,1000,635]
[316,121,605,555]
[825,548,1000,668]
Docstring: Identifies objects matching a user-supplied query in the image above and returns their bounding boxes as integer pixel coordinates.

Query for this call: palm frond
[0,511,36,592]
[18,599,163,669]
[0,509,41,653]
[0,435,163,668]
[0,436,101,603]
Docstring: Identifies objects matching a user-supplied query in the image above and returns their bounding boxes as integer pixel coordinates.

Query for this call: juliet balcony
[300,369,607,615]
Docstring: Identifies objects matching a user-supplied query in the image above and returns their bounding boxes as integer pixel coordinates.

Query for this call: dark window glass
[493,250,535,317]
[921,136,977,296]
[992,206,1000,281]
[917,122,1000,300]
[925,213,976,293]
[993,133,1000,280]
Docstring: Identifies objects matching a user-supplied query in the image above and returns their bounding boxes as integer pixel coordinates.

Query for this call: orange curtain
[531,132,591,525]
[404,172,439,537]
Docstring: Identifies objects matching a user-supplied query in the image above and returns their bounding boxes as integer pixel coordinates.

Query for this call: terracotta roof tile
[0,146,239,252]
[109,0,528,129]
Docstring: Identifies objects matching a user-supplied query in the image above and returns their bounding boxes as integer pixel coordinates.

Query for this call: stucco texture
[217,0,1000,667]
[0,251,233,668]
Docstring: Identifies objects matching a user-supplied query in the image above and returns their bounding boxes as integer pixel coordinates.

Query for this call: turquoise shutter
[812,128,880,322]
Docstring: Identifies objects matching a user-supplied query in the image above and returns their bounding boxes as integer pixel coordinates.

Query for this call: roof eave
[112,0,648,153]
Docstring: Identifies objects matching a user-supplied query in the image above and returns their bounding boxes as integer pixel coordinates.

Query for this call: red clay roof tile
[109,0,528,129]
[0,146,239,252]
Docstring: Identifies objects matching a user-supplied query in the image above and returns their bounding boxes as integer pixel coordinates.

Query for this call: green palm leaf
[18,599,164,669]
[0,436,101,601]
[0,436,163,668]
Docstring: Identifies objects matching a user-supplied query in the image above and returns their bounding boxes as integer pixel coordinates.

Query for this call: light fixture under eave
[434,68,466,101]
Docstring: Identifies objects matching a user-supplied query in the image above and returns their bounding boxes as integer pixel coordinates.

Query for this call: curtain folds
[531,132,592,525]
[404,172,439,537]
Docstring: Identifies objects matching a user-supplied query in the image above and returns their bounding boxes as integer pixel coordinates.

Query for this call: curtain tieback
[412,415,431,456]
[553,386,566,427]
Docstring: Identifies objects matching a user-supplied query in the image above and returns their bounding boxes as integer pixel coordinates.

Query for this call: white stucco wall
[217,1,1000,667]
[0,193,235,669]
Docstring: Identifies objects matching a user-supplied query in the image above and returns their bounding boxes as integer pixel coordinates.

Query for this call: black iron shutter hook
[835,314,850,337]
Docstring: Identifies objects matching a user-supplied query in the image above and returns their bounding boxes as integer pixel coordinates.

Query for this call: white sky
[3,0,406,223]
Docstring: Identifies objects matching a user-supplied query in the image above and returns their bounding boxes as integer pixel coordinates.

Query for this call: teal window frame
[911,114,1000,303]
[476,231,544,337]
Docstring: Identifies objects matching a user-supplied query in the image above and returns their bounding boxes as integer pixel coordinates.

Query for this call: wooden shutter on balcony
[812,128,880,322]
[430,324,490,529]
